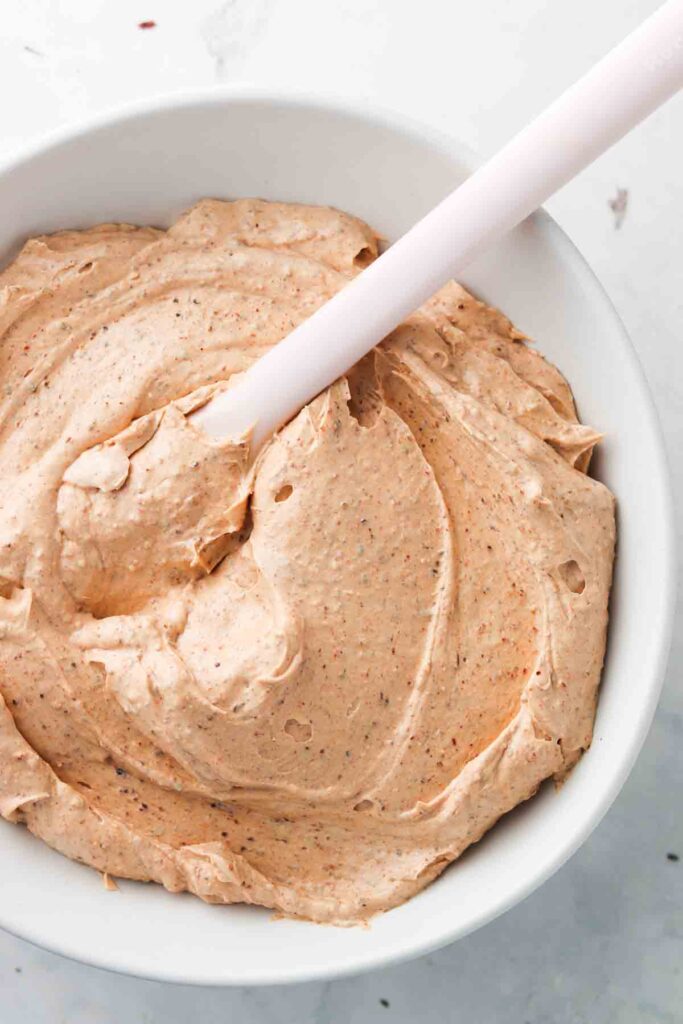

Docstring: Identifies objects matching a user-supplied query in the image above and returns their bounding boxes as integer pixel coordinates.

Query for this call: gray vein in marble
[201,0,274,80]
[608,187,629,229]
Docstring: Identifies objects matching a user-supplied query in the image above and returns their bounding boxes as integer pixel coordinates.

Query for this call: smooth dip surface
[0,200,615,923]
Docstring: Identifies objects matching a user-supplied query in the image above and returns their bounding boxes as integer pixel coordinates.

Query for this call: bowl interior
[0,92,674,986]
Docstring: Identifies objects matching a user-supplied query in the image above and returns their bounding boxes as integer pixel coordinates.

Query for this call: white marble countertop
[1,1,681,1020]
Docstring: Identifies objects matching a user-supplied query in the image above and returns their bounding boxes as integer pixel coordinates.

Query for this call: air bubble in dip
[284,718,311,742]
[558,559,585,594]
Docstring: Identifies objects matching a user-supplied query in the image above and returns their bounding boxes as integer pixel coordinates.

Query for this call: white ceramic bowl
[0,89,675,986]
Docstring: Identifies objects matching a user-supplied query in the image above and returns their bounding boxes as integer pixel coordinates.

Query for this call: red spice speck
[138,20,156,29]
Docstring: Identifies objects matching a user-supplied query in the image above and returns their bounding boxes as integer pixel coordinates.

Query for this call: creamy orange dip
[0,200,615,923]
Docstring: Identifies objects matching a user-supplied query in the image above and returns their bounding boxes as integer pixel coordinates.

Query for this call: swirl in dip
[0,200,615,923]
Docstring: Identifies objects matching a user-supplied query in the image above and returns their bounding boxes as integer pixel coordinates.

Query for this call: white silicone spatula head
[191,0,683,450]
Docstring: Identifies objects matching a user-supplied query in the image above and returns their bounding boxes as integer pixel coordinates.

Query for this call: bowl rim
[0,84,676,986]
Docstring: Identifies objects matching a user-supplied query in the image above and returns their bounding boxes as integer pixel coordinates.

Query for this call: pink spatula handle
[192,0,683,448]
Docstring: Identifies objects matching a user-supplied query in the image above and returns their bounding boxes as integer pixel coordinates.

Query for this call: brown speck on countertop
[138,20,156,29]
[608,187,628,229]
